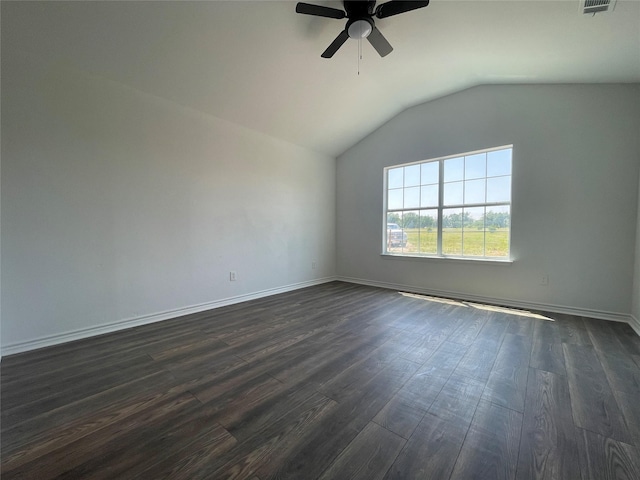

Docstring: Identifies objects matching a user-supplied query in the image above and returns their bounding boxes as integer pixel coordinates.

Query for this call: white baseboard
[336,275,636,328]
[2,277,337,356]
[4,275,637,356]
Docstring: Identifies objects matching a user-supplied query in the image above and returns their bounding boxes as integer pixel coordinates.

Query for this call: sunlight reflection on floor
[399,291,554,321]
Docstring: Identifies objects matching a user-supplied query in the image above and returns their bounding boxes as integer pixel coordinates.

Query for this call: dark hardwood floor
[2,281,640,479]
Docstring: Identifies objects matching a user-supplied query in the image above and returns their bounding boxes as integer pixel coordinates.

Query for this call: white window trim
[382,145,513,261]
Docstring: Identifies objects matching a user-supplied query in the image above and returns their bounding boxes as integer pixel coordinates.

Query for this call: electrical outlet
[540,274,549,286]
[312,262,317,270]
[230,271,237,281]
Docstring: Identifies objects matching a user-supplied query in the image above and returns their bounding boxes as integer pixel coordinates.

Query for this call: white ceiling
[3,0,640,156]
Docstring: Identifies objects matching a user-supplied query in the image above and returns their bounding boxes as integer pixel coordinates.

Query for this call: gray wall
[336,84,640,319]
[1,51,336,353]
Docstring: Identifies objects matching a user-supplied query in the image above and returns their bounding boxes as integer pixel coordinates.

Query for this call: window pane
[386,213,407,252]
[388,167,403,189]
[401,211,419,254]
[485,206,510,257]
[486,176,511,203]
[463,207,485,256]
[443,208,463,255]
[402,210,420,228]
[404,165,421,187]
[444,157,464,182]
[388,188,403,210]
[487,149,512,177]
[464,179,485,204]
[420,184,438,208]
[387,213,401,226]
[418,210,438,254]
[421,162,439,185]
[404,186,420,208]
[465,153,486,180]
[444,181,463,205]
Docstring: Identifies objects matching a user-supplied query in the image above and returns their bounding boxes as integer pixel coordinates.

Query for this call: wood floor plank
[409,340,468,380]
[372,340,468,439]
[1,326,204,376]
[413,305,463,336]
[483,368,530,413]
[493,333,533,370]
[584,318,626,355]
[48,409,234,480]
[516,368,581,480]
[1,356,167,427]
[148,336,231,362]
[449,400,523,480]
[550,313,592,345]
[428,372,485,426]
[155,344,247,381]
[594,349,640,395]
[448,311,488,345]
[191,372,285,413]
[219,382,322,443]
[612,389,640,448]
[341,323,403,347]
[475,313,510,342]
[270,334,379,386]
[575,427,640,480]
[482,333,533,412]
[208,393,338,480]
[266,358,419,480]
[1,351,158,411]
[398,331,448,364]
[454,337,501,382]
[532,319,559,345]
[563,344,632,443]
[138,423,238,479]
[317,344,403,402]
[257,330,362,381]
[506,316,535,337]
[530,340,566,376]
[0,369,178,459]
[317,422,406,480]
[608,322,640,356]
[383,412,469,480]
[372,387,429,440]
[1,392,200,479]
[1,375,202,471]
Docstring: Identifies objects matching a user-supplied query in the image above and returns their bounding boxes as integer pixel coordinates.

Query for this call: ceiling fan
[296,0,430,58]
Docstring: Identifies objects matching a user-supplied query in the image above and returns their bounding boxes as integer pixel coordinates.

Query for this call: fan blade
[296,2,346,19]
[367,26,393,57]
[321,30,350,58]
[375,0,429,18]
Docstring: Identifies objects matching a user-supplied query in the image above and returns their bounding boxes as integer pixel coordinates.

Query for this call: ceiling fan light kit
[296,0,430,58]
[348,19,373,39]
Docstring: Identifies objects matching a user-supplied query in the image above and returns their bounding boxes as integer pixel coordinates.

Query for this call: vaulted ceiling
[3,0,639,156]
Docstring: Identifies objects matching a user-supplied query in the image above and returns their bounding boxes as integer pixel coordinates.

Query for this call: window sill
[380,253,514,265]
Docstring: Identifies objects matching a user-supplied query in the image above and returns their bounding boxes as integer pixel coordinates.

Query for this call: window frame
[383,145,513,261]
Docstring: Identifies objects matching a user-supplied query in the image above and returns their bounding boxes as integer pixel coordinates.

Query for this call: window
[384,146,512,260]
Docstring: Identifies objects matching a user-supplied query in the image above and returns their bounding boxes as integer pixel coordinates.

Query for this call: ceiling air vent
[581,0,616,14]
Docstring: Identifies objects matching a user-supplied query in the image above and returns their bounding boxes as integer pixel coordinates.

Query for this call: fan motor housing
[344,1,376,17]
